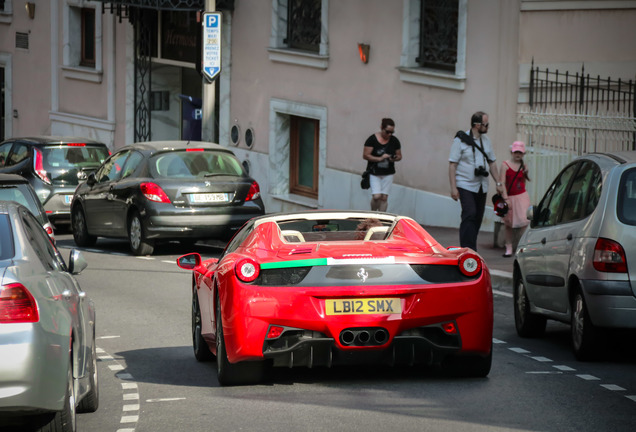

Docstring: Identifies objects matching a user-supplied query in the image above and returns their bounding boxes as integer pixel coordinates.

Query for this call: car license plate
[325,298,402,315]
[189,193,229,203]
[64,195,73,205]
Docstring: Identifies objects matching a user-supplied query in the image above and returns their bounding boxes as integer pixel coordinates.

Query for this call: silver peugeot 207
[513,151,636,360]
[0,201,98,431]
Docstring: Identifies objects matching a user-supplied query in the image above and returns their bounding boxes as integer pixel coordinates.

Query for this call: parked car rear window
[0,214,15,260]
[43,145,109,183]
[617,167,636,226]
[151,150,245,179]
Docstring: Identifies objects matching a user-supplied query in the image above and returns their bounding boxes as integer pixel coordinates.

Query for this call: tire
[215,298,264,386]
[442,348,492,378]
[128,211,154,256]
[72,206,97,247]
[77,332,99,413]
[571,290,600,361]
[33,360,76,432]
[192,288,215,362]
[513,273,547,337]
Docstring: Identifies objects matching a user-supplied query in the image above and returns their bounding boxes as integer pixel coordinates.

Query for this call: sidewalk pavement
[422,225,514,292]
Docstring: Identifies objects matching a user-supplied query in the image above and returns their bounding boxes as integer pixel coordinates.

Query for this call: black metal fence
[529,60,635,118]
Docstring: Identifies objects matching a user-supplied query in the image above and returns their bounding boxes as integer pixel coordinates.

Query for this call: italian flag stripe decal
[260,256,395,270]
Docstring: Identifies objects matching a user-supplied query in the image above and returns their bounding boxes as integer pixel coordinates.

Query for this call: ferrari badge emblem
[357,268,368,283]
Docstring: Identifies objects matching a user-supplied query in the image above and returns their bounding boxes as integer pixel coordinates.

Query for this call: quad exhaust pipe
[339,328,389,346]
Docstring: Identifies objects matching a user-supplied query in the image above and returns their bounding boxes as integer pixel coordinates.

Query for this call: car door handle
[567,233,573,241]
[62,290,73,299]
[541,238,546,244]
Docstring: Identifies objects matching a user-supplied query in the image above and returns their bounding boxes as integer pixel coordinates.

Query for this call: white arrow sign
[202,12,222,82]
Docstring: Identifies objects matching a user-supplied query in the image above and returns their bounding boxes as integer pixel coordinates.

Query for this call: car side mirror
[86,172,97,186]
[177,253,203,270]
[68,249,88,275]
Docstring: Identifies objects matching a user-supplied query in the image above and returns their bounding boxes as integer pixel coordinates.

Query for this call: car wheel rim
[130,217,141,250]
[192,295,201,349]
[515,280,527,325]
[572,295,584,349]
[75,211,85,237]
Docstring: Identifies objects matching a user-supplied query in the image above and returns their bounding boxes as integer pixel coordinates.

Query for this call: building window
[418,0,458,72]
[289,116,319,198]
[269,0,329,69]
[286,0,321,52]
[399,0,466,90]
[81,8,96,67]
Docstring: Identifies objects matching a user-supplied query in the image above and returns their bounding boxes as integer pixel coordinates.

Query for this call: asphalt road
[47,234,636,432]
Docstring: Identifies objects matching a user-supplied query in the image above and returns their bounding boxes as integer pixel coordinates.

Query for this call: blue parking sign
[202,12,222,82]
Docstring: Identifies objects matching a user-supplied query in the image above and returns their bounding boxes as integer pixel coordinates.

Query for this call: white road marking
[123,393,140,400]
[162,260,175,264]
[526,371,563,374]
[530,356,552,362]
[492,338,507,344]
[601,384,626,391]
[626,395,636,402]
[117,373,134,380]
[493,289,512,298]
[576,374,600,381]
[146,397,187,402]
[98,355,114,361]
[98,346,141,432]
[121,416,139,423]
[509,347,530,354]
[98,335,121,339]
[109,364,125,371]
[553,365,576,371]
[136,256,155,260]
[123,404,140,411]
[122,383,138,390]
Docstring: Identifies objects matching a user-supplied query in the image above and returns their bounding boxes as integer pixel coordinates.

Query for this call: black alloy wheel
[215,298,264,386]
[72,206,97,247]
[192,286,215,361]
[128,210,154,256]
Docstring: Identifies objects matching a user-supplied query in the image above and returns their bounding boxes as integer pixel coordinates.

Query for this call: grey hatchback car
[514,151,636,360]
[0,136,110,227]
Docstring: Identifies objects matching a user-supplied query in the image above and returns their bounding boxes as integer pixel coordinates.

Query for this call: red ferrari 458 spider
[177,211,493,385]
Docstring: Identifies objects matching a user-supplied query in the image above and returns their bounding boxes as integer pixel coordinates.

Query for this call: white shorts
[370,174,393,195]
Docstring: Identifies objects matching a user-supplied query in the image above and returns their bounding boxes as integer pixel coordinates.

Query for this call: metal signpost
[202,12,222,83]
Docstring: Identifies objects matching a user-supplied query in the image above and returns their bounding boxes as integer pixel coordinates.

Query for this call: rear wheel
[571,290,600,361]
[513,273,547,337]
[72,206,97,247]
[33,360,76,432]
[192,287,215,362]
[77,332,99,413]
[128,211,154,256]
[216,299,264,386]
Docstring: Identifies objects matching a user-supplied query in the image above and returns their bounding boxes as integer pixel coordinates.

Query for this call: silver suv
[513,151,636,360]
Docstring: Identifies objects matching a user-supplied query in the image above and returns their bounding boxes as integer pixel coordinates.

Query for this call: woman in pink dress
[499,141,531,257]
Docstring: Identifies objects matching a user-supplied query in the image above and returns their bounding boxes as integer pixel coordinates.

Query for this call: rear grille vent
[257,267,312,286]
[15,32,29,50]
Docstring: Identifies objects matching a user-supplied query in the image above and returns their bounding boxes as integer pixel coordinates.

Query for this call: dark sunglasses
[481,123,490,128]
[384,129,395,134]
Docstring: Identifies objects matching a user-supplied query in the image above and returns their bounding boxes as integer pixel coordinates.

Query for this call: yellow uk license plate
[325,298,402,315]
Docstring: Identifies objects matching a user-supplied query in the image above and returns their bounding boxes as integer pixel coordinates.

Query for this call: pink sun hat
[511,141,526,153]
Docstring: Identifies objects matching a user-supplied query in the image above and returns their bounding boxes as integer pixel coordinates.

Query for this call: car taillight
[0,283,39,323]
[235,258,260,282]
[458,253,482,277]
[33,148,51,184]
[140,182,171,203]
[246,181,260,201]
[266,325,285,339]
[593,238,627,273]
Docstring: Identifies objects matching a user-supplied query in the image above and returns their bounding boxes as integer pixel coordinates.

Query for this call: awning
[94,0,234,12]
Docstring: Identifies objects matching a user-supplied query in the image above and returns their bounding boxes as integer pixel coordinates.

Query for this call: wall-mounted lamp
[358,43,370,64]
[25,2,35,20]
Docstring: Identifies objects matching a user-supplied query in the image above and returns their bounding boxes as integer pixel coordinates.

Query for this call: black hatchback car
[0,136,110,226]
[71,141,266,255]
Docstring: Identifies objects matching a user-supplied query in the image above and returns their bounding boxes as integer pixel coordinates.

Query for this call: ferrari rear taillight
[0,283,39,323]
[235,258,260,282]
[266,325,285,339]
[245,181,261,201]
[140,182,171,203]
[593,238,627,273]
[33,148,51,184]
[458,253,482,277]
